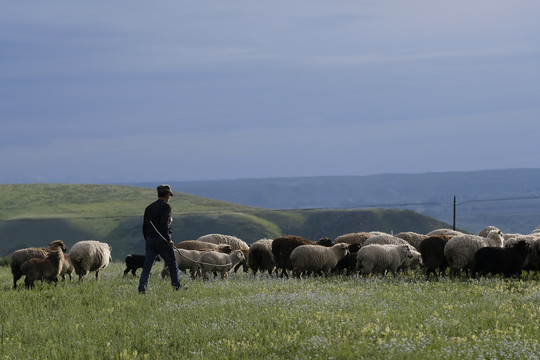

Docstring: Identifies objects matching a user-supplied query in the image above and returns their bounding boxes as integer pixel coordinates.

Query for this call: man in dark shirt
[138,184,181,293]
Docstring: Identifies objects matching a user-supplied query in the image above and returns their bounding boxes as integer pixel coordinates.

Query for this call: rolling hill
[132,168,540,234]
[0,184,451,259]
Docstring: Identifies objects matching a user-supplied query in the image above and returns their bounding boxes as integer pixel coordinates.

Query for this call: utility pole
[453,195,456,230]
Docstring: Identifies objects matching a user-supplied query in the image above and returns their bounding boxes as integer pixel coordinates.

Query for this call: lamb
[196,250,246,280]
[331,243,362,275]
[60,254,74,281]
[478,226,500,237]
[395,232,427,250]
[334,232,372,246]
[271,235,333,278]
[400,248,423,274]
[290,243,349,278]
[196,233,250,272]
[68,240,112,281]
[246,239,275,276]
[10,240,67,289]
[20,249,64,289]
[472,240,530,278]
[443,230,504,278]
[356,244,414,276]
[419,235,452,279]
[166,248,210,278]
[124,254,160,277]
[160,241,233,278]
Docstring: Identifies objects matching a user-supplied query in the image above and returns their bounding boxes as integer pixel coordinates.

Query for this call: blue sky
[1,1,539,183]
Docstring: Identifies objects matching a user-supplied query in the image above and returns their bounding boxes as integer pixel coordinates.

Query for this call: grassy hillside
[0,184,452,259]
[1,264,540,359]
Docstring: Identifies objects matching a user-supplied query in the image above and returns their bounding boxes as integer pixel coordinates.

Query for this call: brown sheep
[271,235,334,278]
[60,254,74,281]
[334,232,373,246]
[10,240,67,289]
[247,239,275,276]
[20,249,64,289]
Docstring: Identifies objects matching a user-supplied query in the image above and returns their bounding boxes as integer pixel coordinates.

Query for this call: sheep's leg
[123,267,130,276]
[13,272,22,289]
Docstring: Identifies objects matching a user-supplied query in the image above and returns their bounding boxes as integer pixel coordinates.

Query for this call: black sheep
[123,254,160,277]
[331,243,362,275]
[472,240,530,279]
[419,235,451,280]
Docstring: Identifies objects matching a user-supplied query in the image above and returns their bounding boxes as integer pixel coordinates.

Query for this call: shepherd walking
[138,184,181,293]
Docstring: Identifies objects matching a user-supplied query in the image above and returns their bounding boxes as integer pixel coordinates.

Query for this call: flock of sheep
[9,226,540,289]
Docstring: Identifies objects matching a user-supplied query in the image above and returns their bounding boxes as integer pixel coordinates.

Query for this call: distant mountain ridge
[132,168,540,234]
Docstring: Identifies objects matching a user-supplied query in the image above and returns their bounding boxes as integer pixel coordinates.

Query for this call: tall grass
[1,264,539,359]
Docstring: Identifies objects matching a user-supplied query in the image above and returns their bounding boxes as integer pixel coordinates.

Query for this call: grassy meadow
[1,263,539,359]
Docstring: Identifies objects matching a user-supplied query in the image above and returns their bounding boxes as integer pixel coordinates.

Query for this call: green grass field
[1,263,539,359]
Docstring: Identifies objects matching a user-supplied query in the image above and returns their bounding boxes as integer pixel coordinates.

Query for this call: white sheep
[443,230,504,278]
[196,233,249,250]
[363,234,409,247]
[68,240,112,281]
[197,233,250,273]
[290,243,349,278]
[196,250,245,280]
[162,248,208,279]
[400,248,423,274]
[356,244,414,276]
[427,229,463,237]
[247,239,275,276]
[478,226,500,237]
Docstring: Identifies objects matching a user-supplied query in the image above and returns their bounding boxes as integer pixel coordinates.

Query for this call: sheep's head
[402,245,413,258]
[337,243,349,257]
[318,237,334,247]
[486,230,505,247]
[348,243,362,253]
[218,244,233,254]
[49,240,67,252]
[233,250,245,262]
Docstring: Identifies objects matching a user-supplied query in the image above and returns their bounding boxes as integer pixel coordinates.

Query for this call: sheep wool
[356,244,413,276]
[196,233,249,250]
[197,250,245,280]
[363,234,409,247]
[68,240,112,281]
[290,243,349,278]
[395,232,427,250]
